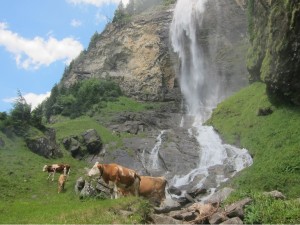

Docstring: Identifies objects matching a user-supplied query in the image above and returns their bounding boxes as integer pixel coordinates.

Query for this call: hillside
[0,121,150,224]
[208,82,300,198]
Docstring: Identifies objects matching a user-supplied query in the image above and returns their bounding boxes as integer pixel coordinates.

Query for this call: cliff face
[247,0,300,105]
[61,4,178,102]
[60,0,249,104]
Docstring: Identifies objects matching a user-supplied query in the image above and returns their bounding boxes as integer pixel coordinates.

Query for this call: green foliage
[245,192,300,224]
[88,32,100,51]
[0,90,44,136]
[112,9,132,25]
[207,82,300,198]
[43,79,122,119]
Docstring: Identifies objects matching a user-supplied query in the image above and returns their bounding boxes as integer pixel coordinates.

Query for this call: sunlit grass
[0,134,150,224]
[208,82,300,198]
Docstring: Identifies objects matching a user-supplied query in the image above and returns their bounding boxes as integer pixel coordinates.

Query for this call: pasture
[0,133,150,224]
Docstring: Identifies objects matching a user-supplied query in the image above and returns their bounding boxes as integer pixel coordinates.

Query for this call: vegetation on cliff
[43,78,122,120]
[247,0,300,105]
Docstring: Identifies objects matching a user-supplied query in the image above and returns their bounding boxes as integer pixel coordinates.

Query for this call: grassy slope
[207,82,300,198]
[0,96,157,224]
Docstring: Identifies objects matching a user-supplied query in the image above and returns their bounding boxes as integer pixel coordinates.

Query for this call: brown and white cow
[58,174,67,193]
[119,176,167,205]
[42,164,70,181]
[87,162,141,199]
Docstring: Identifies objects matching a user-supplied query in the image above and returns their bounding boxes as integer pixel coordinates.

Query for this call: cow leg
[52,169,56,181]
[110,189,114,199]
[47,172,52,180]
[113,183,119,199]
[67,168,70,180]
[133,177,140,196]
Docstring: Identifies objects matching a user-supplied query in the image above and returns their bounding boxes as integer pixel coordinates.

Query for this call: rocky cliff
[247,0,300,105]
[60,0,250,193]
[61,3,179,102]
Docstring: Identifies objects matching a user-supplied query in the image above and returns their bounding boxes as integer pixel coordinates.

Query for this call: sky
[0,0,129,112]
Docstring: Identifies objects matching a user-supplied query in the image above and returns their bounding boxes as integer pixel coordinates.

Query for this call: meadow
[0,96,157,224]
[208,82,300,223]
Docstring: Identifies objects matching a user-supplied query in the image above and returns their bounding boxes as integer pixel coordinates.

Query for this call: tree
[10,90,31,135]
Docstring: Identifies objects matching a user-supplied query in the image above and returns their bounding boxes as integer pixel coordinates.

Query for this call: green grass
[0,96,157,223]
[0,132,151,224]
[208,82,300,198]
[94,96,161,122]
[224,190,300,224]
[49,115,120,144]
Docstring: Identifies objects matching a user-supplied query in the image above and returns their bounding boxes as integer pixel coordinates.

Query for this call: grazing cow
[42,164,70,181]
[88,162,141,199]
[119,176,167,205]
[58,174,67,193]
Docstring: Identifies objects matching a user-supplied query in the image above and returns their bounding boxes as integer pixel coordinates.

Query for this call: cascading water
[141,130,166,175]
[169,0,253,191]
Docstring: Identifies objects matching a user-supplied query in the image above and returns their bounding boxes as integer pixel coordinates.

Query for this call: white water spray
[141,130,166,174]
[170,0,252,189]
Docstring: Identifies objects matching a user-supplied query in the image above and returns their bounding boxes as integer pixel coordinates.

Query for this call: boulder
[26,128,62,158]
[82,129,103,154]
[263,190,286,200]
[203,187,235,204]
[79,180,97,198]
[74,177,85,194]
[220,217,243,224]
[187,188,207,198]
[150,214,183,224]
[225,197,252,219]
[62,129,103,159]
[209,212,228,224]
[63,136,83,159]
[168,186,182,196]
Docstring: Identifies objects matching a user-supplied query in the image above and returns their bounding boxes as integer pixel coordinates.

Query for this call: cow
[58,174,67,193]
[87,162,141,199]
[118,176,167,205]
[42,164,71,181]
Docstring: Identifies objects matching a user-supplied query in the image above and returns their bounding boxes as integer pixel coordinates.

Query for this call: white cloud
[95,12,108,25]
[66,0,129,7]
[23,92,51,109]
[71,19,83,27]
[3,92,51,110]
[0,22,84,70]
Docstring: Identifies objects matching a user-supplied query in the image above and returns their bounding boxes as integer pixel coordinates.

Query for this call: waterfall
[170,0,252,190]
[149,130,165,169]
[141,130,166,175]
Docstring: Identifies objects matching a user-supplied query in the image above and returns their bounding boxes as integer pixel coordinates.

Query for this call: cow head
[42,165,48,172]
[88,162,101,177]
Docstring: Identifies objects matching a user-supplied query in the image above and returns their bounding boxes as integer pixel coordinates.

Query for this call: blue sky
[0,0,128,112]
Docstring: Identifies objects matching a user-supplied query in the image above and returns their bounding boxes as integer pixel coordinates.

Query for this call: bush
[43,79,122,119]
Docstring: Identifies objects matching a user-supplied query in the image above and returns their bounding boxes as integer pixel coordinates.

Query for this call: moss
[260,49,271,81]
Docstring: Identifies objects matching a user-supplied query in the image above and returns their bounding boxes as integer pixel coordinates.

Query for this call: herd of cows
[42,162,168,205]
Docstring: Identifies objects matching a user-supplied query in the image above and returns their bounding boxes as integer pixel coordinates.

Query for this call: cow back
[139,176,167,201]
[102,164,139,188]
